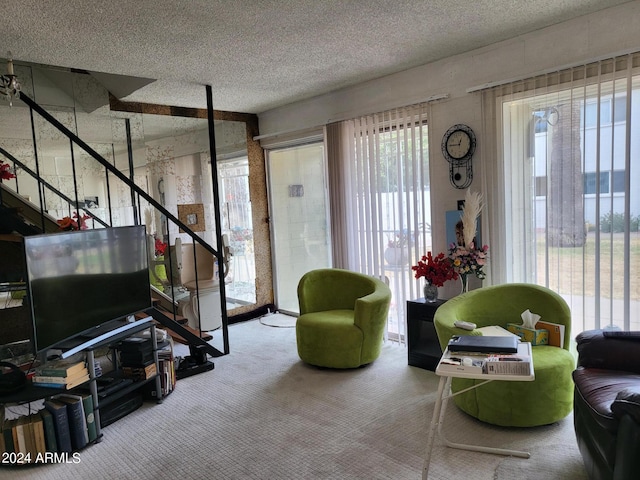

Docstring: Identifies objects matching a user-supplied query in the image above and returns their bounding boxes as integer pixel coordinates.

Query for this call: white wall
[257,1,640,297]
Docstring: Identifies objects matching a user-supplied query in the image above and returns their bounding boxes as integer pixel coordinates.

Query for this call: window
[583,172,610,194]
[486,53,640,333]
[332,105,431,342]
[612,170,627,193]
[584,95,628,128]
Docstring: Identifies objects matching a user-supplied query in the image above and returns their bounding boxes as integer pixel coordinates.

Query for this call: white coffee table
[422,342,534,479]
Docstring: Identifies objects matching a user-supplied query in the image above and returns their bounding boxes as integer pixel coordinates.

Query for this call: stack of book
[32,359,89,390]
[118,337,156,381]
[157,339,176,397]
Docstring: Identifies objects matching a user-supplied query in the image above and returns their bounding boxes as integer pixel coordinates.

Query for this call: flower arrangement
[154,237,167,257]
[412,251,458,287]
[448,189,489,281]
[0,160,16,180]
[448,242,489,280]
[57,211,90,231]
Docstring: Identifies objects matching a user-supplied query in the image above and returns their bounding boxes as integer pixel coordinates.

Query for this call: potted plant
[412,251,458,302]
[384,230,409,266]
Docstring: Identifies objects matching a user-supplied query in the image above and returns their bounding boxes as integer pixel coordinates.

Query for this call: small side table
[407,298,446,371]
[422,343,534,479]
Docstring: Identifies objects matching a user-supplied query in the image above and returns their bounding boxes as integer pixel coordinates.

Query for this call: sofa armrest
[576,330,640,373]
[611,387,640,424]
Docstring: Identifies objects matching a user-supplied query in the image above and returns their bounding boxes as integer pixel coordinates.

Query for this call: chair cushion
[296,310,364,368]
[452,345,575,427]
[612,386,640,424]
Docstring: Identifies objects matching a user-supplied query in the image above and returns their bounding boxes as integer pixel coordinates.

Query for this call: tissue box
[506,323,549,345]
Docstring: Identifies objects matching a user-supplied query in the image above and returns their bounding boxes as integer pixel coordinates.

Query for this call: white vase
[384,247,407,266]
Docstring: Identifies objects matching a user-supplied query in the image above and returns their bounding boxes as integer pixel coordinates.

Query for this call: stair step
[139,307,188,325]
[162,324,213,345]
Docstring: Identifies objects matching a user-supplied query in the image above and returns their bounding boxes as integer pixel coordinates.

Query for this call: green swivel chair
[296,268,392,369]
[434,283,575,427]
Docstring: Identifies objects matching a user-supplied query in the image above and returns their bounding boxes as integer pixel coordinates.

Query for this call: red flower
[412,251,459,287]
[57,216,76,231]
[57,211,90,231]
[154,237,167,256]
[0,161,15,180]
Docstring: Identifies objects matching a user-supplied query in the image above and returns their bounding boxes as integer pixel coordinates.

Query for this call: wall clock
[442,124,476,163]
[441,124,476,189]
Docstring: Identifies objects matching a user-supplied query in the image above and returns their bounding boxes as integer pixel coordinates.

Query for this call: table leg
[422,376,448,480]
[436,381,531,459]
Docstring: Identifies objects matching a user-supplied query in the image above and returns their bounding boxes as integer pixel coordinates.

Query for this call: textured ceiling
[2,0,633,114]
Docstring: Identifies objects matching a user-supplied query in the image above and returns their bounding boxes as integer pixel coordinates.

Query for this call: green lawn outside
[537,232,640,300]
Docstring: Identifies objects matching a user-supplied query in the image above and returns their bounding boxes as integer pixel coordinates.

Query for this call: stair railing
[1,87,229,357]
[0,147,109,229]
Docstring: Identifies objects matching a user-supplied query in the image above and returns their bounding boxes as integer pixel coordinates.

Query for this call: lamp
[1,52,21,106]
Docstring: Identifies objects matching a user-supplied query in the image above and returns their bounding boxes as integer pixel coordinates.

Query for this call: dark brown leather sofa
[573,329,640,480]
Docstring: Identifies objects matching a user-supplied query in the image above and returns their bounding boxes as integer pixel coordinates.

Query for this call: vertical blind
[482,53,640,332]
[327,104,431,341]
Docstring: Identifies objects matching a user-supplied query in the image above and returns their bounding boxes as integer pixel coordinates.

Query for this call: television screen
[24,225,151,353]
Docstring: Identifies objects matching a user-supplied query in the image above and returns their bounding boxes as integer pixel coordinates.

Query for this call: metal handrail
[0,146,109,228]
[1,90,229,357]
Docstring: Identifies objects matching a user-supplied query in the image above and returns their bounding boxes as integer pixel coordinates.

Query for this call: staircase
[0,86,229,360]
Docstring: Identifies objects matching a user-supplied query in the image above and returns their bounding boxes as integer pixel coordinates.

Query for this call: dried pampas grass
[461,189,483,248]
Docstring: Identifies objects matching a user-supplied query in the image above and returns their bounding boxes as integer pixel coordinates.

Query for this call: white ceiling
[2,0,633,114]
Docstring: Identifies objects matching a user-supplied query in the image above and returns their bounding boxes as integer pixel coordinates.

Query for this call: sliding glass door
[497,54,640,333]
[267,143,331,314]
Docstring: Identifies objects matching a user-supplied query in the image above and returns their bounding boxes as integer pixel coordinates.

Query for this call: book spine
[25,420,37,457]
[44,402,72,453]
[81,395,97,443]
[33,374,90,390]
[37,363,85,377]
[15,419,27,455]
[37,368,74,377]
[33,375,70,384]
[31,382,66,389]
[65,401,87,450]
[31,415,46,454]
[54,396,88,450]
[2,419,15,453]
[40,409,58,452]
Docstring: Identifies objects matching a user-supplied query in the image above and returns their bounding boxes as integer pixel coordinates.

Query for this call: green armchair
[434,283,575,427]
[296,268,392,369]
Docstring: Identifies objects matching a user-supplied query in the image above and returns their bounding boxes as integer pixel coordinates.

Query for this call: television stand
[0,318,165,461]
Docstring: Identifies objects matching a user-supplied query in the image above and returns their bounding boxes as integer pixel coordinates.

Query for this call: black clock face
[442,124,476,162]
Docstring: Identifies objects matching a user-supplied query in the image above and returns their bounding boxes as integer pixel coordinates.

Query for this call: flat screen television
[24,225,152,354]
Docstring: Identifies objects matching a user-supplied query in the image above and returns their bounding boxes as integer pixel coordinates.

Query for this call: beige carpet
[494,443,588,480]
[1,318,586,479]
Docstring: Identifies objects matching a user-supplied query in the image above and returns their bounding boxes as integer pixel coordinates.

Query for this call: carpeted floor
[1,316,586,479]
